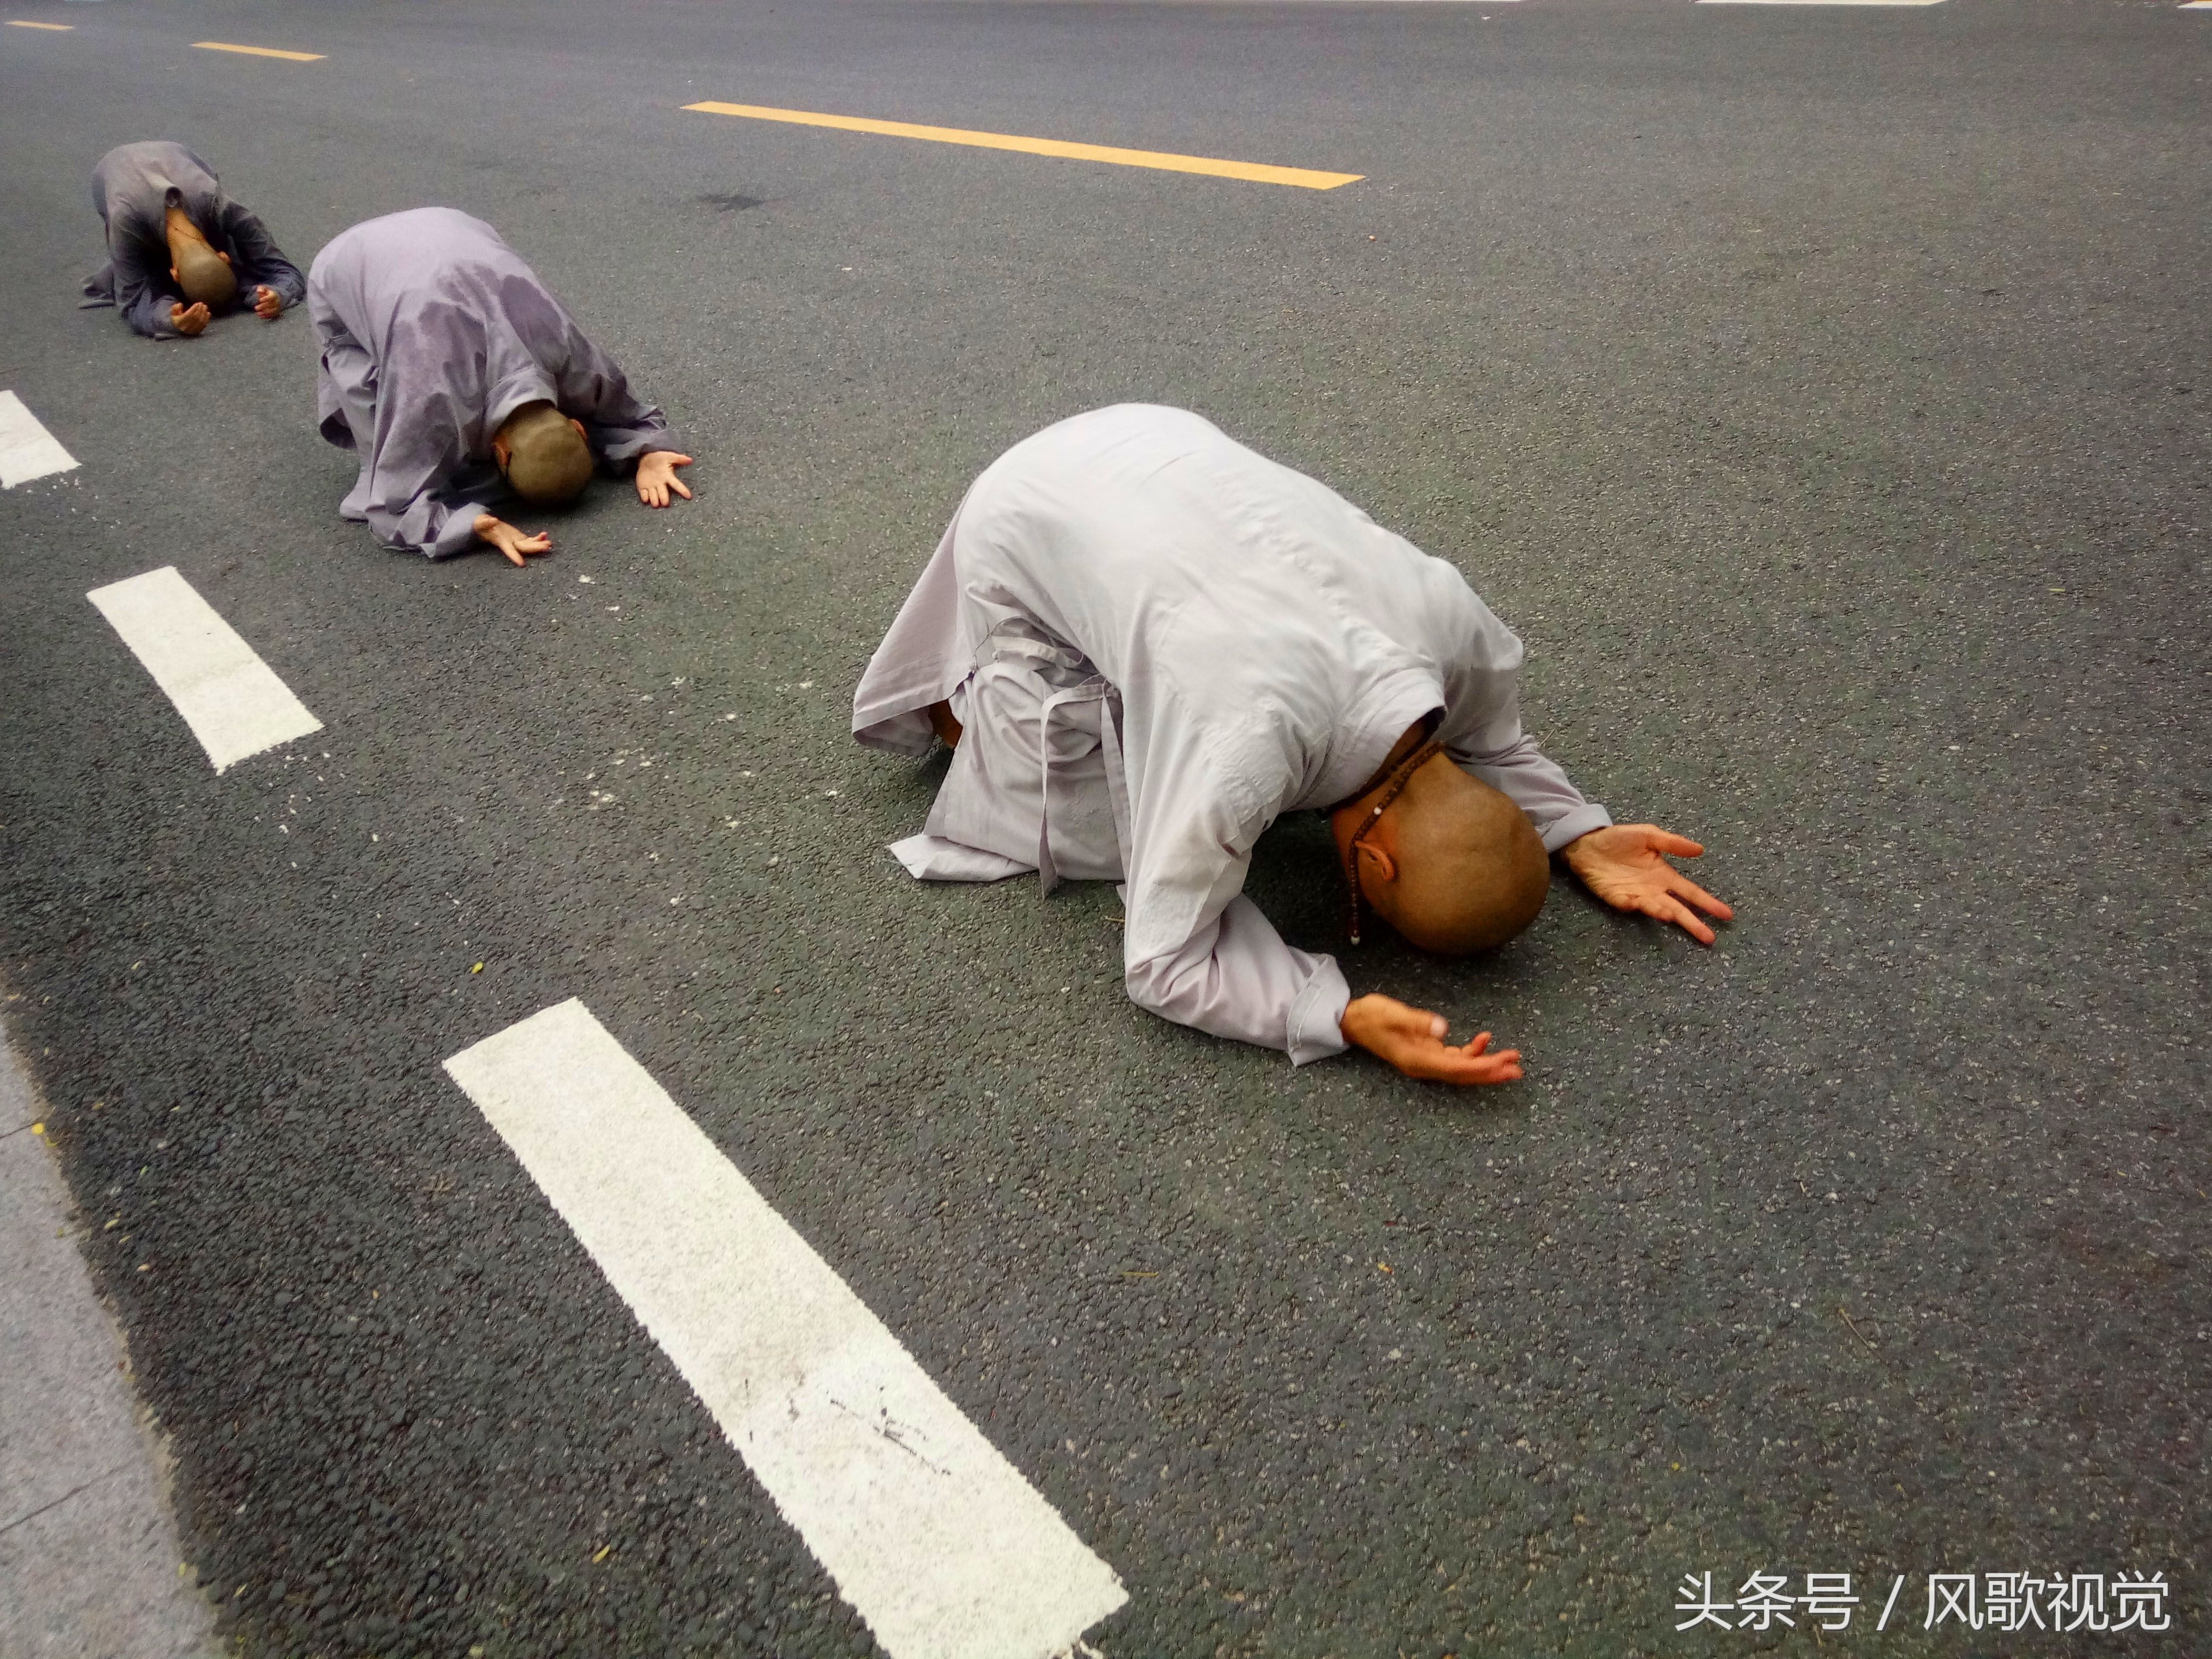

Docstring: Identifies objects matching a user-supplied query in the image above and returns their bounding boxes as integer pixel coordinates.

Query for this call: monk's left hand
[1562,825,1734,945]
[253,286,283,320]
[635,451,694,508]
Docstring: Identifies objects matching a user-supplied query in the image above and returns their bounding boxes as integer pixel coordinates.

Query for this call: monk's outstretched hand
[1562,824,1733,945]
[253,286,283,320]
[635,451,694,508]
[169,301,211,337]
[1342,994,1523,1086]
[473,513,552,567]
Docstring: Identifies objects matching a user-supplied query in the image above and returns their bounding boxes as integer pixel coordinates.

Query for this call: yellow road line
[683,100,1361,191]
[192,40,324,61]
[6,19,74,28]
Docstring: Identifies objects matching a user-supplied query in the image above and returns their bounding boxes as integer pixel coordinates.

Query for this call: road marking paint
[6,19,74,29]
[443,999,1127,1659]
[191,40,324,61]
[0,391,79,489]
[85,568,323,773]
[684,100,1361,190]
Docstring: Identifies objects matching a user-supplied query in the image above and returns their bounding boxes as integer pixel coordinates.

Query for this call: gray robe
[307,207,677,559]
[79,143,306,340]
[854,405,1612,1064]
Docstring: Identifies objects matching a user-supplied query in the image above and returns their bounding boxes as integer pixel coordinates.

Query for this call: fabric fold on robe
[80,143,307,340]
[307,206,677,559]
[853,403,1612,1067]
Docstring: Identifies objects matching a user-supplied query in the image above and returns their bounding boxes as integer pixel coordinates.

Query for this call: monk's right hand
[170,301,211,337]
[473,514,552,567]
[1340,993,1523,1086]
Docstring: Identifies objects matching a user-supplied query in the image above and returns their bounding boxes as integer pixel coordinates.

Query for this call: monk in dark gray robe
[308,207,693,565]
[79,142,305,340]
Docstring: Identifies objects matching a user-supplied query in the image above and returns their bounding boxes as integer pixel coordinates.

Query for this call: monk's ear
[491,433,512,470]
[1354,839,1398,887]
[568,417,587,441]
[170,265,180,283]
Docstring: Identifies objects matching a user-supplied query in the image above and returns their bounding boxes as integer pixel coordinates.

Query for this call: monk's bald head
[1352,756,1549,955]
[498,403,593,506]
[171,236,238,310]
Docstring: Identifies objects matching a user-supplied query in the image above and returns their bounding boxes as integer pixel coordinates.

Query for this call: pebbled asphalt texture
[0,0,2207,1654]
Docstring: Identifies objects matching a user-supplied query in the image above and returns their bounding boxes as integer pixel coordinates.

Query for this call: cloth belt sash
[1034,677,1130,895]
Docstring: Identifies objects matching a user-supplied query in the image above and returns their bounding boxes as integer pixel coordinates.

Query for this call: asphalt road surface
[2,0,2206,1654]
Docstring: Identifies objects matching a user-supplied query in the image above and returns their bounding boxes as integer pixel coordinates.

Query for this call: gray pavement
[0,0,2207,1655]
[1,1023,223,1659]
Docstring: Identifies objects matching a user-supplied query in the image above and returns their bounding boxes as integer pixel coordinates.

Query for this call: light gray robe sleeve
[1449,686,1612,853]
[554,344,677,470]
[1436,597,1611,852]
[1118,727,1350,1066]
[1125,889,1351,1066]
[370,464,495,562]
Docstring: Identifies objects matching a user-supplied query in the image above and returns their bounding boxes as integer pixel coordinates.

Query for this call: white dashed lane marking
[86,567,323,773]
[443,1000,1127,1659]
[0,390,79,488]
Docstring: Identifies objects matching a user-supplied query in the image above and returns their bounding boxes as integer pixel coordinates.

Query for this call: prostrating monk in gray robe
[854,406,1732,1087]
[79,142,305,340]
[308,207,693,564]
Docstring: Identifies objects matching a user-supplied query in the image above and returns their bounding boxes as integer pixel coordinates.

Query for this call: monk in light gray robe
[308,207,693,564]
[80,142,305,340]
[856,406,1733,1086]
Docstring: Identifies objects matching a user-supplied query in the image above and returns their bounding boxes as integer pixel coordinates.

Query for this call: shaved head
[1352,756,1549,955]
[172,237,238,309]
[499,403,593,506]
